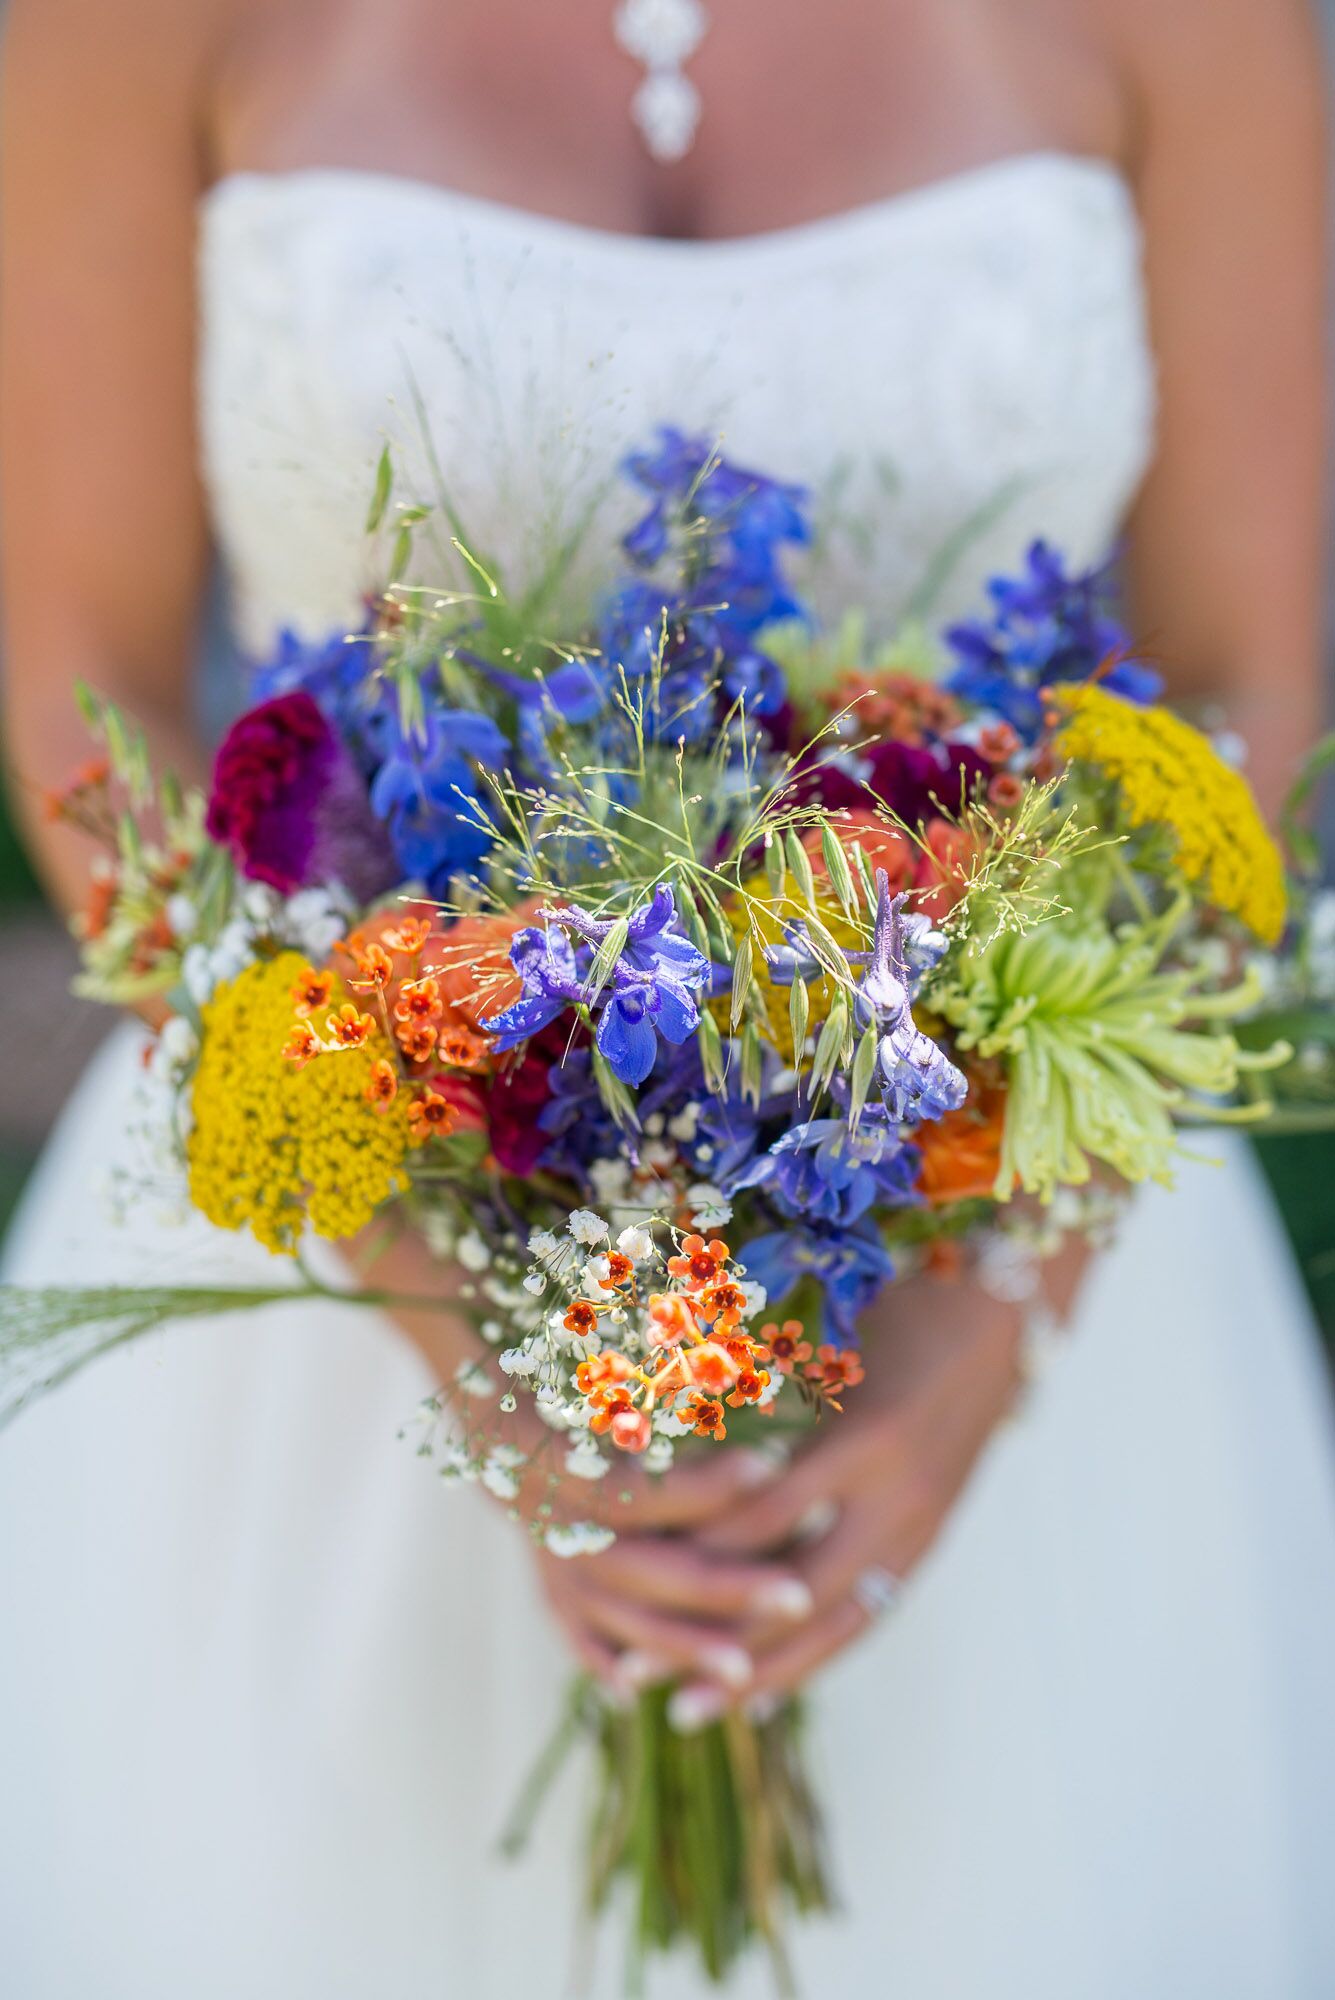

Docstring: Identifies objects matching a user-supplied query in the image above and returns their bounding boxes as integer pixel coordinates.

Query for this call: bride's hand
[663,1247,1089,1726]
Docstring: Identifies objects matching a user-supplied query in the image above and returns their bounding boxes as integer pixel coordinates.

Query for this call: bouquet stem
[504,1677,832,1994]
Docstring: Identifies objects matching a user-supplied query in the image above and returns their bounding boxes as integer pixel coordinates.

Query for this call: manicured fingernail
[796,1499,839,1542]
[745,1691,783,1724]
[617,1650,668,1692]
[752,1577,814,1621]
[668,1684,728,1734]
[700,1643,753,1690]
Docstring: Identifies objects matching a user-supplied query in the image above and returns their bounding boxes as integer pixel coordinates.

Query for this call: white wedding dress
[3,153,1335,1999]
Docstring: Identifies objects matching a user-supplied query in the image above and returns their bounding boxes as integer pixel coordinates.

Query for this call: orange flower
[563,1298,601,1338]
[804,1345,866,1410]
[722,1330,772,1368]
[575,1351,634,1396]
[826,672,962,745]
[803,809,916,891]
[762,1320,813,1375]
[290,966,334,1017]
[588,1386,638,1435]
[666,1234,731,1290]
[82,873,117,941]
[406,1089,456,1143]
[682,1341,739,1398]
[381,915,434,956]
[435,1026,491,1071]
[681,1393,727,1441]
[987,771,1026,812]
[646,1291,697,1347]
[364,1059,399,1111]
[598,1251,636,1292]
[348,942,395,991]
[396,1019,438,1064]
[433,904,544,1033]
[609,1409,653,1454]
[393,977,443,1025]
[912,816,980,921]
[282,1021,321,1069]
[915,1084,1008,1206]
[978,721,1020,766]
[695,1278,747,1331]
[726,1367,772,1409]
[327,1003,377,1049]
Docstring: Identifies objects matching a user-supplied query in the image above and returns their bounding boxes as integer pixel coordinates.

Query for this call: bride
[3,0,1335,1992]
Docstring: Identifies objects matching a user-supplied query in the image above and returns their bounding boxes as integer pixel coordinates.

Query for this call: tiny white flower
[522,1272,547,1296]
[589,1158,632,1204]
[545,1521,617,1558]
[644,1112,666,1138]
[737,1278,768,1318]
[165,893,198,940]
[181,943,216,1006]
[241,882,280,925]
[454,1358,497,1399]
[498,1346,537,1378]
[480,1460,522,1502]
[565,1440,611,1481]
[568,1208,609,1245]
[616,1223,655,1263]
[456,1232,491,1272]
[666,1102,700,1143]
[479,1319,503,1344]
[686,1183,732,1230]
[528,1227,560,1260]
[643,1436,675,1475]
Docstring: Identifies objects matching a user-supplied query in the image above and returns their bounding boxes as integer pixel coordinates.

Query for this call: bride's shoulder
[1074,0,1320,75]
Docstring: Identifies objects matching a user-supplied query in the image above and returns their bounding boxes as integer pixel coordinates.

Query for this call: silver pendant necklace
[613,0,711,164]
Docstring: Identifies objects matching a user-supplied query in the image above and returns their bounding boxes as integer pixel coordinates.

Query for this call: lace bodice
[197,152,1156,653]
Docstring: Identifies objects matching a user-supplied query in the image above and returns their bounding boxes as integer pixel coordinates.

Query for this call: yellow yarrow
[188,951,412,1254]
[1054,685,1286,945]
[711,875,862,1064]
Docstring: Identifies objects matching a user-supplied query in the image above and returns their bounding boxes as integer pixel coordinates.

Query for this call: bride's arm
[0,0,223,913]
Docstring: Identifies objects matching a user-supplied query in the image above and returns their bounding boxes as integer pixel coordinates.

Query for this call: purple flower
[559,885,713,1087]
[484,926,587,1051]
[944,540,1162,741]
[734,1113,920,1226]
[368,708,508,890]
[205,692,396,902]
[741,1219,895,1347]
[858,873,967,1124]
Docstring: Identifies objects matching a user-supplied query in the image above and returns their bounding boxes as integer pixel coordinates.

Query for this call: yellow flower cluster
[1054,686,1286,945]
[712,875,861,1064]
[188,951,412,1253]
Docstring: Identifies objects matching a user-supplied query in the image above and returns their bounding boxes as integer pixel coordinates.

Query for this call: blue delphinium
[857,874,968,1123]
[944,540,1162,741]
[599,429,811,740]
[734,1111,920,1228]
[487,885,716,1089]
[741,1219,896,1348]
[367,708,508,891]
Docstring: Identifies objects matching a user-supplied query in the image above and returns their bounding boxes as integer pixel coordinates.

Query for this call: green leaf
[592,1047,641,1131]
[388,524,414,584]
[740,1022,764,1108]
[820,823,859,919]
[586,918,630,1003]
[848,1024,878,1130]
[697,1010,728,1095]
[851,838,880,911]
[788,976,809,1059]
[763,835,787,903]
[729,934,753,1032]
[365,444,393,533]
[809,992,848,1101]
[784,830,816,912]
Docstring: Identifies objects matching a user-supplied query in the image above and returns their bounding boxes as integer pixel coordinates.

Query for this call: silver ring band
[853,1565,903,1621]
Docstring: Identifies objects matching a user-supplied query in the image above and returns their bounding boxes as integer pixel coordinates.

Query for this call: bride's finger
[691,1426,866,1555]
[560,1572,757,1689]
[584,1444,782,1533]
[668,1599,869,1726]
[581,1534,814,1623]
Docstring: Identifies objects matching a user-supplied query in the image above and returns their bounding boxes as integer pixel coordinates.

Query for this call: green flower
[929,899,1275,1201]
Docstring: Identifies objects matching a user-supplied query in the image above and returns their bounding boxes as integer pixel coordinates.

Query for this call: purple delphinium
[944,540,1162,741]
[741,1218,896,1349]
[734,1112,921,1228]
[205,691,397,902]
[858,874,968,1123]
[368,708,508,891]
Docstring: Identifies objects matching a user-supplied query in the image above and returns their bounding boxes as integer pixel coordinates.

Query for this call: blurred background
[0,7,1333,1340]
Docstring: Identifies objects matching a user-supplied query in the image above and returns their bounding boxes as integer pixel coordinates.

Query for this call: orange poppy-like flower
[825,672,963,746]
[598,1251,636,1292]
[588,1386,638,1435]
[762,1320,813,1375]
[364,1058,399,1111]
[348,942,395,991]
[393,976,443,1025]
[609,1409,653,1454]
[563,1298,601,1338]
[396,1019,438,1064]
[435,1026,491,1071]
[804,1345,866,1410]
[682,1341,740,1398]
[726,1367,772,1409]
[406,1089,456,1143]
[978,721,1020,766]
[433,903,544,1032]
[327,1003,377,1049]
[681,1393,727,1441]
[694,1278,747,1331]
[646,1291,697,1347]
[381,915,434,956]
[666,1234,731,1290]
[575,1351,634,1396]
[915,1084,1008,1206]
[282,1021,321,1069]
[803,809,916,892]
[912,816,981,921]
[290,966,334,1017]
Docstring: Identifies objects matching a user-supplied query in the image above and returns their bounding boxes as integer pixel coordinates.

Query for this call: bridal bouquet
[7,428,1323,1990]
